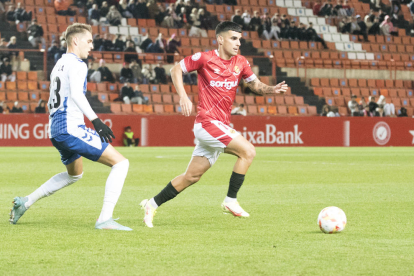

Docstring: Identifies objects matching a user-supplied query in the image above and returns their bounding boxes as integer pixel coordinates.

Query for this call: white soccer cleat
[221,201,250,217]
[140,199,156,228]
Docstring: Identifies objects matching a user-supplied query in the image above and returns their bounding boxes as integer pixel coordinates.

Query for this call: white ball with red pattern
[318,206,347,234]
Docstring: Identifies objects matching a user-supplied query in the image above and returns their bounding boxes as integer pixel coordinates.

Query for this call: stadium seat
[247,105,258,114]
[277,106,287,115]
[164,104,175,113]
[132,104,143,113]
[288,106,297,115]
[121,104,132,113]
[110,103,121,113]
[258,106,267,114]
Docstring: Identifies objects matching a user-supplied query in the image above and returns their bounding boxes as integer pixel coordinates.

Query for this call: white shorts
[192,120,240,166]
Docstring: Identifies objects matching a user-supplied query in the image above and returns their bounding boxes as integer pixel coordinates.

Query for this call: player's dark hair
[63,23,92,46]
[215,21,242,37]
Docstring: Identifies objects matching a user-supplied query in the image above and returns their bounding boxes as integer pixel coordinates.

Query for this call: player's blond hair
[63,23,92,46]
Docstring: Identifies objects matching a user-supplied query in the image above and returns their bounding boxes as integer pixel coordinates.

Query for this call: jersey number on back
[49,77,61,111]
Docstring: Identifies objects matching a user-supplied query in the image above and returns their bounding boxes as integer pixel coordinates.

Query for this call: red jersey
[180,50,256,125]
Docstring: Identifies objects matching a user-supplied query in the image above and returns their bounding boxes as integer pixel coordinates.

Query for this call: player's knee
[114,159,129,170]
[244,145,256,162]
[184,173,202,185]
[68,172,83,184]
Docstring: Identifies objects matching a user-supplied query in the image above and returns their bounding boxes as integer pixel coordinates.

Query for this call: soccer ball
[317,206,347,234]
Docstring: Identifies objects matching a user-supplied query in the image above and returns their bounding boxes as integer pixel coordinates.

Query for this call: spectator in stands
[54,40,67,64]
[298,23,307,40]
[133,85,146,104]
[96,59,115,82]
[147,0,160,21]
[259,13,272,40]
[398,107,408,117]
[188,8,208,37]
[380,15,397,35]
[166,34,181,63]
[410,0,414,18]
[271,13,281,26]
[378,10,386,23]
[35,100,46,113]
[113,34,125,51]
[268,16,281,40]
[87,60,96,82]
[100,1,109,17]
[178,7,188,28]
[7,36,19,58]
[130,59,143,83]
[320,105,330,116]
[231,104,247,116]
[93,34,103,51]
[338,17,347,32]
[319,0,333,16]
[364,9,375,23]
[27,19,46,48]
[306,22,329,49]
[279,22,288,39]
[141,64,155,84]
[232,9,245,29]
[368,96,379,116]
[390,0,401,18]
[121,82,145,104]
[342,0,354,16]
[162,6,179,28]
[0,57,16,82]
[224,0,237,5]
[368,17,381,34]
[14,2,33,22]
[359,96,368,116]
[348,95,360,116]
[135,0,149,19]
[55,0,76,16]
[85,0,93,10]
[125,35,136,48]
[107,5,122,26]
[99,33,114,51]
[286,20,299,40]
[124,41,138,63]
[144,33,166,53]
[118,0,132,18]
[249,11,261,31]
[333,0,347,17]
[365,12,375,29]
[47,41,59,61]
[242,10,251,26]
[377,95,396,117]
[0,38,7,61]
[0,102,4,114]
[354,15,369,41]
[88,4,100,26]
[313,0,322,15]
[123,126,140,147]
[10,101,23,113]
[6,5,15,22]
[154,63,167,84]
[0,0,5,12]
[120,62,133,83]
[349,16,361,33]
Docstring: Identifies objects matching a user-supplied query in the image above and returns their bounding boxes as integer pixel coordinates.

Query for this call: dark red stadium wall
[0,115,413,147]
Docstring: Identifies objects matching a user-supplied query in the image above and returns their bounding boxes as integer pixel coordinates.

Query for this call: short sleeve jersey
[48,53,88,138]
[180,50,256,125]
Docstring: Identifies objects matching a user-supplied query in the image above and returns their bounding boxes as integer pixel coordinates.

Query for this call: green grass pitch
[1,147,413,275]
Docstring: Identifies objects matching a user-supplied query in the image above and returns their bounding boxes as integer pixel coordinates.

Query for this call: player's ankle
[224,196,237,203]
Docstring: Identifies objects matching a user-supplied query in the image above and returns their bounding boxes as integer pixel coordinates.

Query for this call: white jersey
[48,53,91,138]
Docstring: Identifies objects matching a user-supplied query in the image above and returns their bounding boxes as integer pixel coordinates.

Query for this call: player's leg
[94,144,131,231]
[9,157,84,224]
[141,156,211,228]
[221,135,256,217]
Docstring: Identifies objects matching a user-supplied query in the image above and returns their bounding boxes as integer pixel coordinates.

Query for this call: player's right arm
[172,52,206,116]
[69,63,115,143]
[170,63,193,117]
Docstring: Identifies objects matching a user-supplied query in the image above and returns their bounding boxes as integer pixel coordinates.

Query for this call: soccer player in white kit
[140,21,288,227]
[9,23,132,231]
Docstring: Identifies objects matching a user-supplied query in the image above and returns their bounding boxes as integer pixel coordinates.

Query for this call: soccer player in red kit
[140,21,288,227]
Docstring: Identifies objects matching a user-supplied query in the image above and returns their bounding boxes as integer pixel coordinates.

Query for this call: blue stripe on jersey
[50,97,68,137]
[83,77,87,95]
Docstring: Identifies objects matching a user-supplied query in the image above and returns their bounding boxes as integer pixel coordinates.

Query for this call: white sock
[149,198,158,209]
[25,172,83,208]
[224,196,237,203]
[98,159,129,223]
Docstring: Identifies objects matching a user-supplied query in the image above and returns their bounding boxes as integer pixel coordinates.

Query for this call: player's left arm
[244,78,288,95]
[69,63,114,143]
